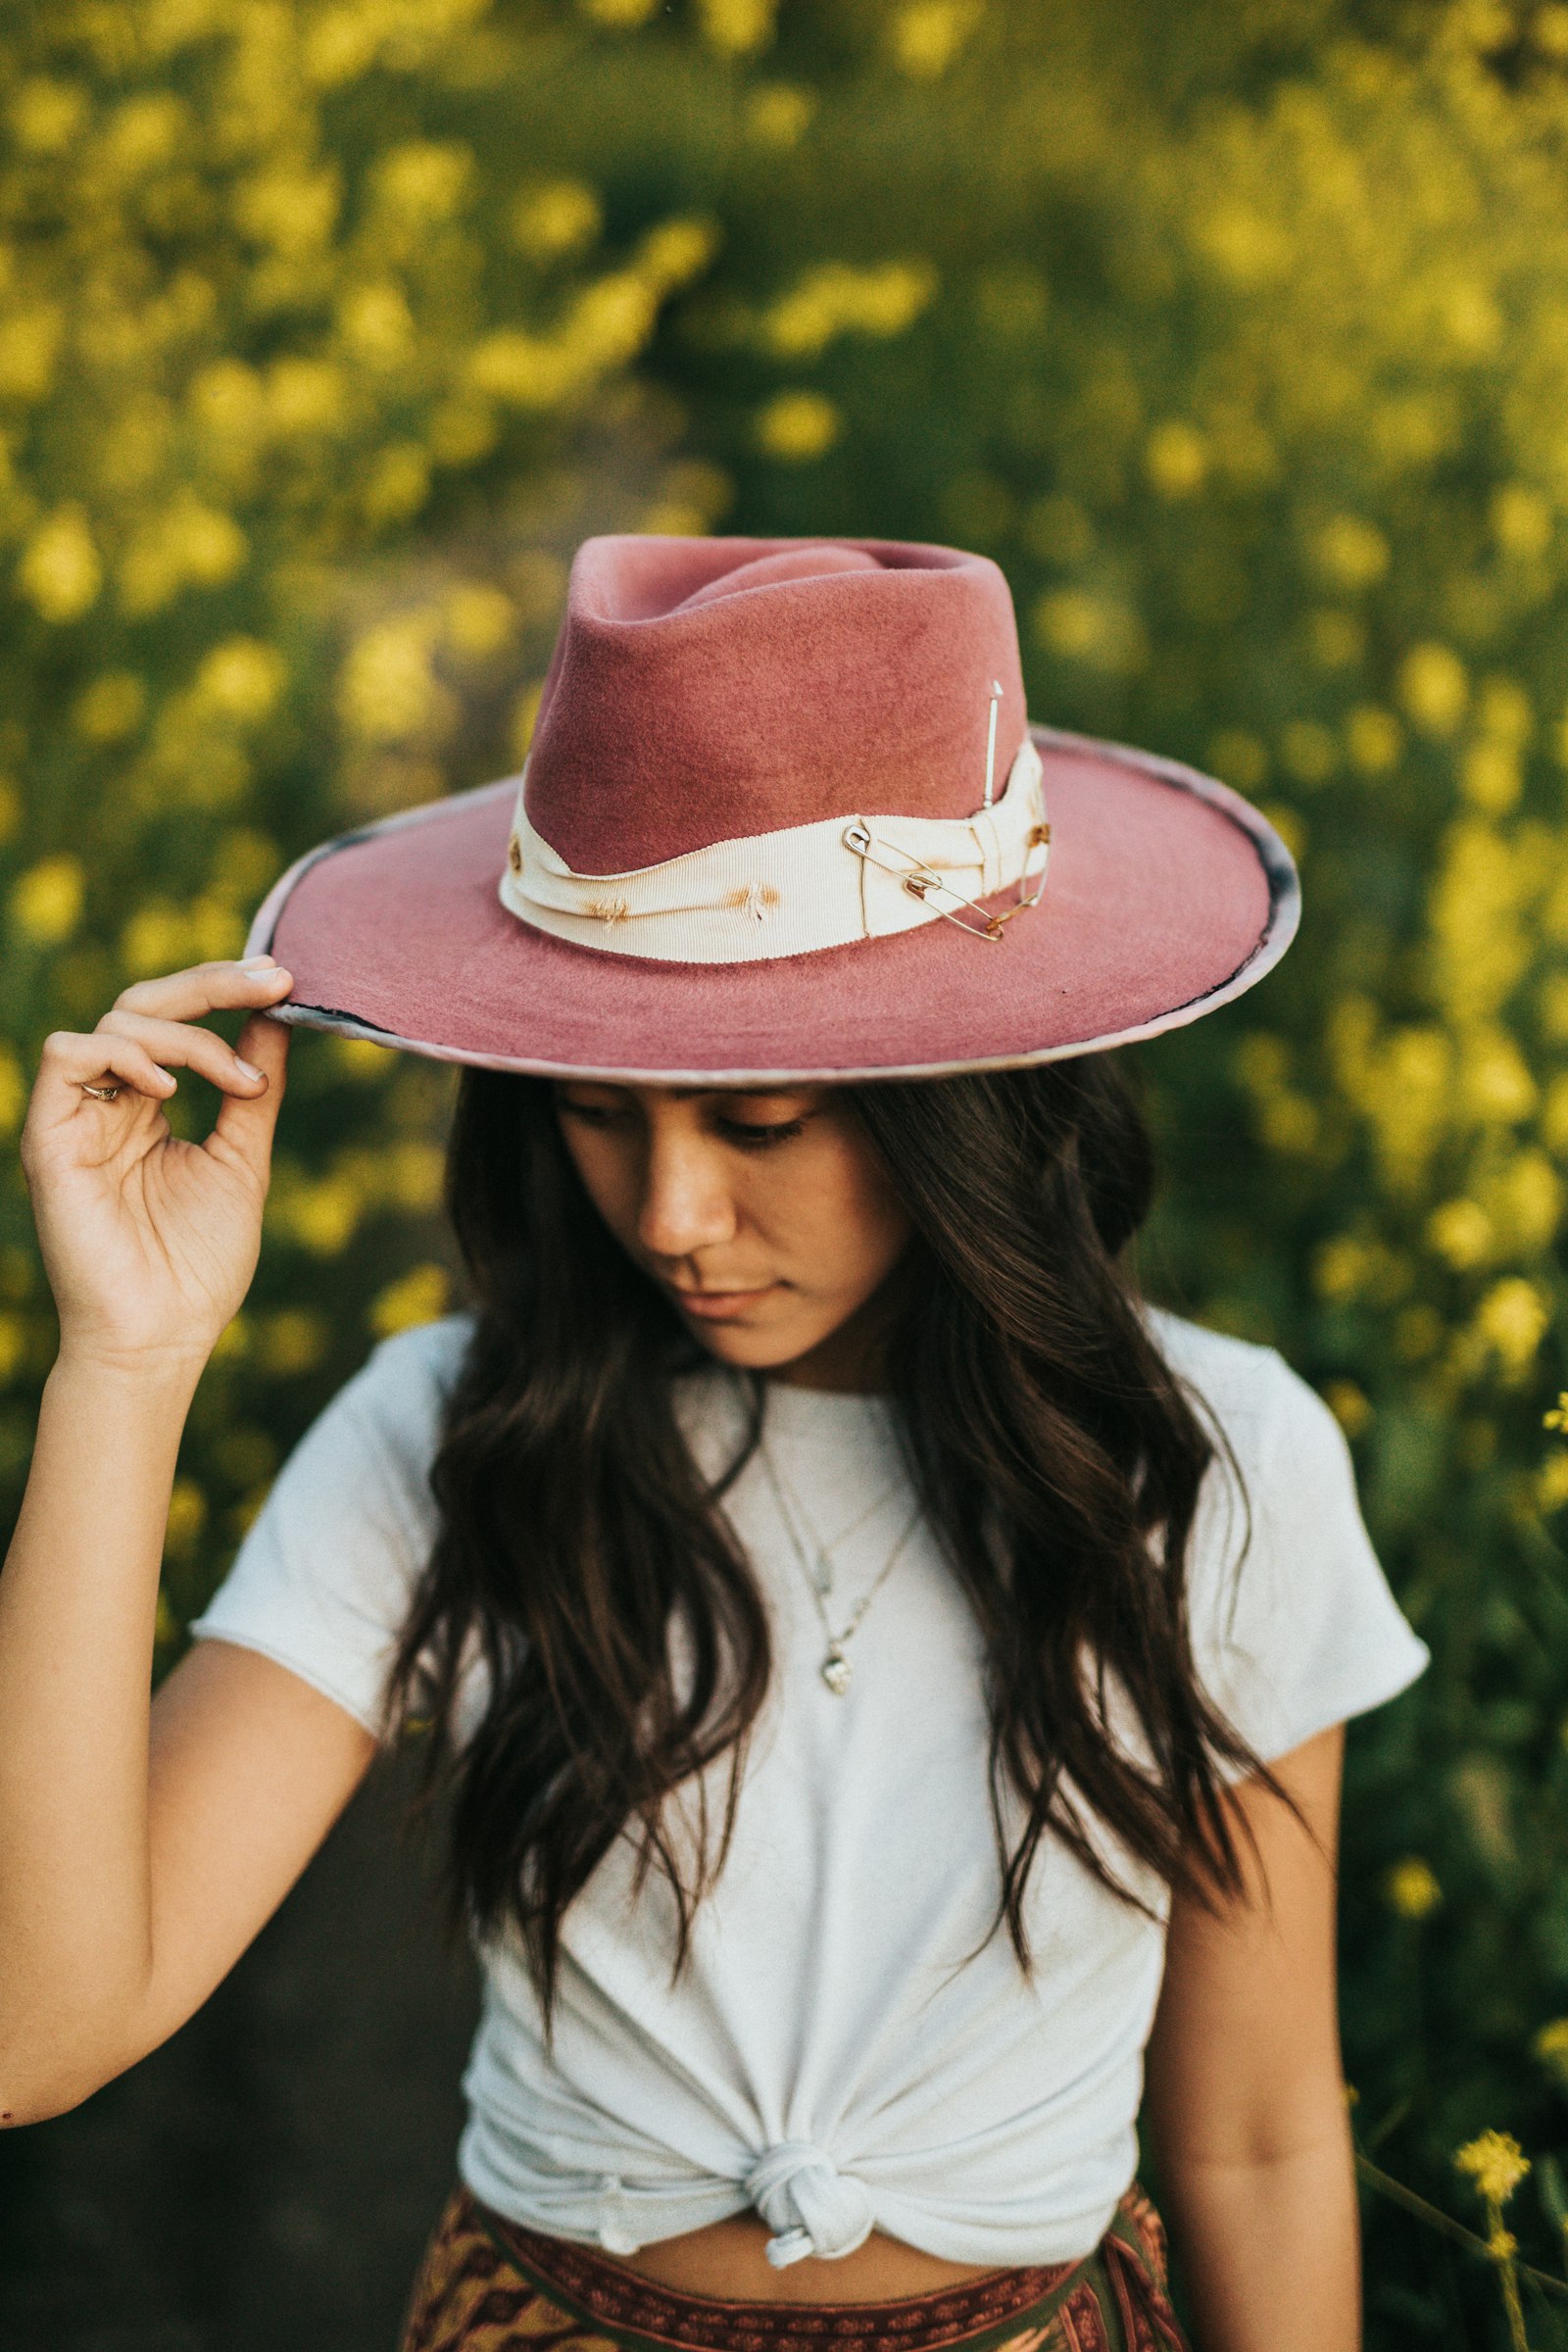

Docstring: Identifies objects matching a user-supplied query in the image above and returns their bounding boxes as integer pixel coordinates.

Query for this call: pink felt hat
[247,535,1298,1083]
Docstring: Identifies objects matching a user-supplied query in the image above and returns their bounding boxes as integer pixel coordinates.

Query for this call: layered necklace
[758,1439,923,1695]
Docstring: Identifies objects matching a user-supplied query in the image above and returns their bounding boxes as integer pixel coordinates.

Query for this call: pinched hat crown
[522,537,1029,872]
[501,536,1054,964]
[248,531,1298,1082]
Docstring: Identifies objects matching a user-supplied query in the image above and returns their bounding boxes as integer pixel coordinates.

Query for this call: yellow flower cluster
[1386,1856,1443,1919]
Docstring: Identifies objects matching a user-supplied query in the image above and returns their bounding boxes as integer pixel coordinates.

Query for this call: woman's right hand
[19,956,296,1373]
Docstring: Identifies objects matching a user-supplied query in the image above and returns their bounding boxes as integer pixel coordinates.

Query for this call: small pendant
[820,1645,853,1695]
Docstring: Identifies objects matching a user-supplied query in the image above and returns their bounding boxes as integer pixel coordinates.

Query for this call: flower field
[3,3,1568,2339]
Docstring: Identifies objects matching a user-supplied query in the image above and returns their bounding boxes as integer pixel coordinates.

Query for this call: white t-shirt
[191,1305,1429,2268]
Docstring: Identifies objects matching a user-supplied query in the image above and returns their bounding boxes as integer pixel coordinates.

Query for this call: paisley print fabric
[398,2182,1191,2352]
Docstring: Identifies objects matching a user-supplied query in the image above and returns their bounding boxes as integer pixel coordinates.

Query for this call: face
[552,1082,913,1390]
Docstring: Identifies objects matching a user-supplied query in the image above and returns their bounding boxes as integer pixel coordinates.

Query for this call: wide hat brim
[247,727,1298,1085]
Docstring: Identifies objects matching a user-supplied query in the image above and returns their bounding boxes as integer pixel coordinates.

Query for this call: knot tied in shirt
[745,2141,874,2268]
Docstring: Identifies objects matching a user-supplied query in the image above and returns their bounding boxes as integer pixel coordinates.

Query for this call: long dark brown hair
[388,1055,1300,2013]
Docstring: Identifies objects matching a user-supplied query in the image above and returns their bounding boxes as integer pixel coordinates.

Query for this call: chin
[690,1321,829,1372]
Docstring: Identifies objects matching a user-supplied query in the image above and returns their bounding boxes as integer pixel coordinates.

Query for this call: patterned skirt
[398,2182,1192,2352]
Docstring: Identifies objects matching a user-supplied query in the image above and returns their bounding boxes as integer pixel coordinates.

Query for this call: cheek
[760,1136,911,1298]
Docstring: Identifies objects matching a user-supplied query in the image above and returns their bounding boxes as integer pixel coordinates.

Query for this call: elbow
[0,2013,140,2129]
[0,2078,84,2129]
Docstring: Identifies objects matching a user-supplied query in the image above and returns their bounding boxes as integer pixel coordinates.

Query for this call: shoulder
[1140,1303,1343,1482]
[333,1309,476,1459]
[261,1310,477,1538]
[1140,1310,1430,1766]
[1139,1305,1365,1633]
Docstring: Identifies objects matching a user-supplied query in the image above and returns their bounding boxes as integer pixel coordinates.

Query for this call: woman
[1,537,1428,2351]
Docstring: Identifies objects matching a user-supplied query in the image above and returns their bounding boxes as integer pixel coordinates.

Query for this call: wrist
[49,1336,211,1399]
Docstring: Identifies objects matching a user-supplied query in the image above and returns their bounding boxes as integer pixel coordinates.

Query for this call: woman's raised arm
[0,959,376,2128]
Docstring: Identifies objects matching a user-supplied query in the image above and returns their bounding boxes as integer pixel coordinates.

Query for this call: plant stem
[1354,2155,1568,2303]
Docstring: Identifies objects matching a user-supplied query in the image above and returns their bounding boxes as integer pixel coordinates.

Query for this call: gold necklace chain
[758,1442,923,1695]
[757,1435,905,1596]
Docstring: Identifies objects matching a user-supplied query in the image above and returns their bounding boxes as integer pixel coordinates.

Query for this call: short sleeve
[188,1314,473,1739]
[1184,1347,1431,1783]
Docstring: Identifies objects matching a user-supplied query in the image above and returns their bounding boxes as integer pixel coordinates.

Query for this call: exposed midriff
[597,2214,1001,2304]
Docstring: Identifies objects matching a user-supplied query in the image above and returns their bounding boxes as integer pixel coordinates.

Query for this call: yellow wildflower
[890,2,980,77]
[747,84,815,148]
[10,855,85,946]
[1386,1857,1442,1919]
[328,1037,392,1082]
[18,506,101,623]
[0,1047,25,1135]
[1476,1279,1550,1378]
[1493,483,1551,559]
[756,390,841,463]
[760,261,936,360]
[337,613,448,746]
[370,141,472,223]
[11,78,88,156]
[254,1308,330,1378]
[370,1262,451,1338]
[1537,1453,1568,1514]
[1534,2019,1568,2084]
[362,444,431,527]
[1312,514,1390,590]
[1145,420,1207,499]
[192,639,287,726]
[1460,742,1521,814]
[1428,1199,1493,1270]
[511,680,547,760]
[338,282,416,367]
[1398,643,1468,736]
[164,1478,207,1561]
[1346,706,1404,773]
[0,304,64,402]
[1455,2131,1530,2209]
[512,181,602,261]
[74,671,148,743]
[1032,590,1147,675]
[695,0,777,55]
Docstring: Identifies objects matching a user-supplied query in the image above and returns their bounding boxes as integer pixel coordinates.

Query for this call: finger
[208,1012,289,1176]
[105,957,294,1027]
[28,1030,177,1131]
[96,1008,271,1099]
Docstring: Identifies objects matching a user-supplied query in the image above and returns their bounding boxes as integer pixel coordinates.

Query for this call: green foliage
[6,3,1568,2339]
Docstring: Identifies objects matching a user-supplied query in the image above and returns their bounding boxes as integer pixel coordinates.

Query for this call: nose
[635,1124,738,1264]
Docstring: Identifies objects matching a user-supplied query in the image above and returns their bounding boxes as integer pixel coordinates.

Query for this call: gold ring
[79,1079,122,1102]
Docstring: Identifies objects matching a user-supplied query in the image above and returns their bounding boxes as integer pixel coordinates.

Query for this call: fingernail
[236,1058,265,1082]
[154,1066,175,1089]
[242,954,276,969]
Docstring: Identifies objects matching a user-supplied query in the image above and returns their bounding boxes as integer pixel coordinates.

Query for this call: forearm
[1157,2117,1360,2352]
[0,1348,203,2115]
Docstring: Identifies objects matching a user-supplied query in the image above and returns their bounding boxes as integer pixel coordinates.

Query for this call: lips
[665,1282,779,1320]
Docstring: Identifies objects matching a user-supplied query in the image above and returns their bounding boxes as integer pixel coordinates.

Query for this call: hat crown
[523,535,1029,873]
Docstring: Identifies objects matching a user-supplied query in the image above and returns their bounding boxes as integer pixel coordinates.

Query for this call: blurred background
[2,1,1568,2343]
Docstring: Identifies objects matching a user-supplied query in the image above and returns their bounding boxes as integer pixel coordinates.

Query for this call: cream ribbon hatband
[499,738,1050,964]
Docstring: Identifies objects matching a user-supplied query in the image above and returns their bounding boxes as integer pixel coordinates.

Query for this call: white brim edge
[245,725,1301,1086]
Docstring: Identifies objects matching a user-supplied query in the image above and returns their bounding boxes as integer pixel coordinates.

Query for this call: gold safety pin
[842,821,1051,943]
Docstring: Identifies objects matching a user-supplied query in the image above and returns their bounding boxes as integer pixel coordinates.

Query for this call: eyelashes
[557,1100,809,1152]
[718,1116,807,1151]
